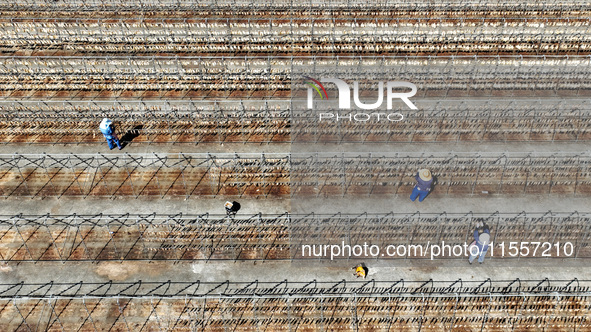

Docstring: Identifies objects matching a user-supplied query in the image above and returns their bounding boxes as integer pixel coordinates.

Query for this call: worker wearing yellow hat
[410,169,433,202]
[353,264,367,278]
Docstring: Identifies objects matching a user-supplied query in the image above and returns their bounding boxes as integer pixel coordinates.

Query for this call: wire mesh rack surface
[0,212,589,262]
[1,152,591,198]
[1,279,590,331]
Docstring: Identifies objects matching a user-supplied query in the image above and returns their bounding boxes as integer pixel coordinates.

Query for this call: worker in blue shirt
[469,222,491,264]
[99,118,122,150]
[410,169,433,202]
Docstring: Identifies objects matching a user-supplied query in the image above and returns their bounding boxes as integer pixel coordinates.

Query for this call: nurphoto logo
[304,77,418,122]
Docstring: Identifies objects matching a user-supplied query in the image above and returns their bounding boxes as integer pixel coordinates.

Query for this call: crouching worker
[410,169,433,202]
[225,201,241,218]
[353,264,367,278]
[99,118,122,150]
[469,222,491,264]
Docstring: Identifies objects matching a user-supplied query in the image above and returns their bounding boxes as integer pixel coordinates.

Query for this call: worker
[469,222,491,264]
[99,118,122,150]
[410,169,433,202]
[225,201,241,217]
[353,264,367,278]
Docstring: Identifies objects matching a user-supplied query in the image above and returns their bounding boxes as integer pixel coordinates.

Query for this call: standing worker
[469,222,491,264]
[99,118,122,150]
[410,169,433,202]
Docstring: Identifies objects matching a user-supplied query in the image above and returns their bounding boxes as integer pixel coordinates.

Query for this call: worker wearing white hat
[225,201,241,218]
[410,169,433,202]
[99,118,122,150]
[469,222,491,264]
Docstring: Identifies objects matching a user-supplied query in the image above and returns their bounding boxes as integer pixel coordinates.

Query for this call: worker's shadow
[430,175,439,194]
[120,125,143,148]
